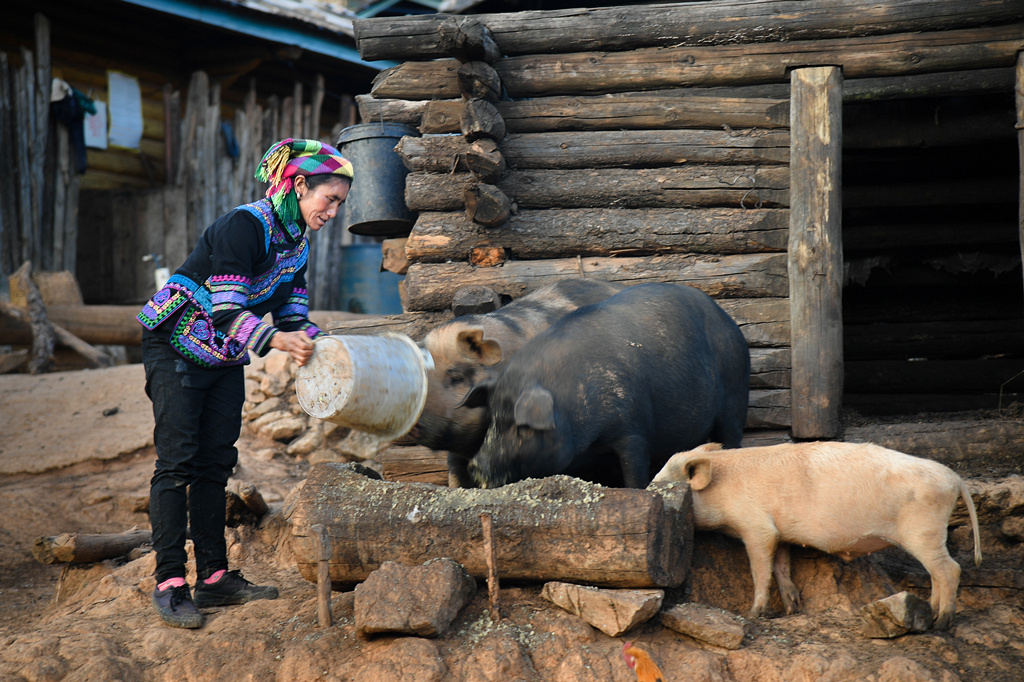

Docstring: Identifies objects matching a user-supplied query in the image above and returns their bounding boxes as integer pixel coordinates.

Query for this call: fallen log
[405,167,790,212]
[0,298,111,370]
[289,463,694,588]
[33,529,152,564]
[402,253,790,311]
[352,0,1024,61]
[404,208,789,262]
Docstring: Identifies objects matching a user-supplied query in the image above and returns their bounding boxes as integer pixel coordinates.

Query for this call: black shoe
[152,584,203,629]
[193,570,279,608]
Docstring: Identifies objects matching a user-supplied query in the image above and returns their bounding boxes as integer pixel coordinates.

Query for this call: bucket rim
[336,121,421,145]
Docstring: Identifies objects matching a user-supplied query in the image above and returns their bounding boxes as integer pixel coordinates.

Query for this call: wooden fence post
[1016,51,1024,305]
[789,65,844,438]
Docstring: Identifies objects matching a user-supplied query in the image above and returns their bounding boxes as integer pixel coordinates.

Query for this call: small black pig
[462,282,750,488]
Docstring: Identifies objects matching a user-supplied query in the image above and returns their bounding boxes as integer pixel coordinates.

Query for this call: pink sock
[204,569,226,585]
[158,577,186,591]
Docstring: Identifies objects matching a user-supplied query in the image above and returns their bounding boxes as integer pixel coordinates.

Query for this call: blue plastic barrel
[336,122,420,237]
[337,243,404,315]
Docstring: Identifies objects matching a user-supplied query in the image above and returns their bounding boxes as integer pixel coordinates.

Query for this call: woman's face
[295,175,351,231]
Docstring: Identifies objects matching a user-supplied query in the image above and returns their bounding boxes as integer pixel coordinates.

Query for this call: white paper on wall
[107,70,143,150]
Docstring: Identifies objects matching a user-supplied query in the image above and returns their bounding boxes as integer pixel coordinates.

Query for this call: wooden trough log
[290,463,694,589]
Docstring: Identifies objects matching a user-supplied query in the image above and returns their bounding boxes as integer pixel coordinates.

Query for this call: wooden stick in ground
[480,512,500,621]
[312,524,333,627]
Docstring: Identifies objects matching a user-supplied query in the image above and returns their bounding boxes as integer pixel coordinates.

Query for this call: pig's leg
[900,526,961,630]
[741,526,780,619]
[912,546,961,630]
[772,544,801,614]
[612,434,651,488]
[447,452,474,488]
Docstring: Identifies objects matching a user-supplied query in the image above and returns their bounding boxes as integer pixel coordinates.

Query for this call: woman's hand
[269,331,316,366]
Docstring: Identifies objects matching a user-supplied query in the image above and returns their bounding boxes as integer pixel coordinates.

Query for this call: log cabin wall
[352,0,1024,438]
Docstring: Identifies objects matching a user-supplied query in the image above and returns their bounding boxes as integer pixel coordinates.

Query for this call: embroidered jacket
[137,199,322,368]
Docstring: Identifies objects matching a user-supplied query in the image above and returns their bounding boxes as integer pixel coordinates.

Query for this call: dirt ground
[1,362,1023,681]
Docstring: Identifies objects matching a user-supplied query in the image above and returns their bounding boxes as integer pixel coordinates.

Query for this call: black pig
[461,282,750,488]
[412,278,625,487]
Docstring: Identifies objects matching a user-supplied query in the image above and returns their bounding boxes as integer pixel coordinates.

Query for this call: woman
[136,138,353,628]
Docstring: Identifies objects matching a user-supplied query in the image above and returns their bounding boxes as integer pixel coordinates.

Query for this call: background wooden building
[347,0,1024,443]
[0,0,389,309]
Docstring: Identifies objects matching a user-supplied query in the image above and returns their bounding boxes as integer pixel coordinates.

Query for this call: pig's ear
[456,328,504,366]
[685,458,713,491]
[459,381,493,408]
[514,386,555,431]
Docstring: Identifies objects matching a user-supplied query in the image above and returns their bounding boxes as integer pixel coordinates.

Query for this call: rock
[243,377,263,402]
[336,429,391,461]
[447,631,539,682]
[259,416,307,442]
[285,425,323,456]
[874,655,960,682]
[661,602,750,649]
[348,637,447,681]
[307,448,348,464]
[1001,516,1024,541]
[860,591,934,638]
[540,581,663,637]
[355,558,477,637]
[260,350,294,396]
[245,396,283,422]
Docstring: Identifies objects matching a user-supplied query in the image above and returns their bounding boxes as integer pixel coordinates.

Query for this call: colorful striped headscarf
[255,138,354,229]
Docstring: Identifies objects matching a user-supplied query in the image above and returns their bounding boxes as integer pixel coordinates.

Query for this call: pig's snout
[468,458,508,489]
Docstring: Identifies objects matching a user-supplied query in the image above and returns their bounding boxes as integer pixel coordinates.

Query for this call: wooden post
[480,512,500,622]
[789,66,844,439]
[312,524,333,628]
[1017,52,1024,305]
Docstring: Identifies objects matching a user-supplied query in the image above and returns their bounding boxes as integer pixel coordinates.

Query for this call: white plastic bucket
[295,333,433,439]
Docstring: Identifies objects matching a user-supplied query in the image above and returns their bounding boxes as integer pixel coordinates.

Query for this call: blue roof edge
[119,0,395,70]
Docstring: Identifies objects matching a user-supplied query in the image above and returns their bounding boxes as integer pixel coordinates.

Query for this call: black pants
[142,330,244,583]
